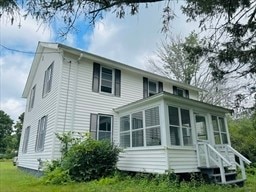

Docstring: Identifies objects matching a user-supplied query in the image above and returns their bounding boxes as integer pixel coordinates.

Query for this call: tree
[182,0,256,82]
[13,112,24,149]
[228,113,256,163]
[148,32,242,107]
[0,110,14,154]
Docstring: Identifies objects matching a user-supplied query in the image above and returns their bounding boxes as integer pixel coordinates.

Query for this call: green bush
[42,132,120,184]
[62,137,120,182]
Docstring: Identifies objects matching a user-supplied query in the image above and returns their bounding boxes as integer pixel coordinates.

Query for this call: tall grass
[0,162,255,192]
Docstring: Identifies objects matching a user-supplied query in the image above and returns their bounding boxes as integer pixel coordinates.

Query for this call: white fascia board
[114,92,232,114]
[22,42,60,98]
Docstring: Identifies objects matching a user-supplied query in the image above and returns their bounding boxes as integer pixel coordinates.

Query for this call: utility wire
[0,43,61,54]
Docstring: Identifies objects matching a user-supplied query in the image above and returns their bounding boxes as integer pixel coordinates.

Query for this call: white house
[18,42,250,185]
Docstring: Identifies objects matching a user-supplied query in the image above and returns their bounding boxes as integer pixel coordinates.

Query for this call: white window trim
[148,80,158,96]
[100,66,114,95]
[97,114,113,141]
[168,106,193,147]
[28,85,36,111]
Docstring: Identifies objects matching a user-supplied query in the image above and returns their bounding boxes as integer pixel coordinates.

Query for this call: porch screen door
[195,115,208,141]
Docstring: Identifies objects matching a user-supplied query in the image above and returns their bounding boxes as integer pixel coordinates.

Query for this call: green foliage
[43,132,120,184]
[0,110,14,154]
[61,137,120,182]
[228,113,256,163]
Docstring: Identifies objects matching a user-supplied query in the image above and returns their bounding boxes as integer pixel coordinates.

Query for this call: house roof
[22,42,203,98]
[114,91,233,114]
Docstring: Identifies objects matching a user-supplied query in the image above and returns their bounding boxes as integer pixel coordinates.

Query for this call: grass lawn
[0,161,255,192]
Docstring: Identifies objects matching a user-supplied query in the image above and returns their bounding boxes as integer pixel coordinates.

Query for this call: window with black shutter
[173,86,189,98]
[143,77,163,98]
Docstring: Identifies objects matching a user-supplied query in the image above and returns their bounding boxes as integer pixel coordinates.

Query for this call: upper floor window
[22,126,30,153]
[173,86,189,98]
[35,115,48,152]
[101,67,113,93]
[143,77,163,98]
[90,114,112,141]
[92,63,121,96]
[42,62,54,97]
[28,85,36,111]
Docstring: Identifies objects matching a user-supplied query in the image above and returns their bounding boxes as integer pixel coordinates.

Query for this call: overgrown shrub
[42,132,120,184]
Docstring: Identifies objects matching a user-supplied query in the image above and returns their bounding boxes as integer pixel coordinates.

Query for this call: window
[132,112,144,147]
[101,67,113,93]
[143,77,163,98]
[212,116,228,144]
[28,85,36,110]
[22,126,30,153]
[90,114,112,141]
[42,63,54,97]
[35,116,48,152]
[168,106,192,146]
[145,107,161,146]
[119,106,161,148]
[173,86,189,98]
[92,63,121,96]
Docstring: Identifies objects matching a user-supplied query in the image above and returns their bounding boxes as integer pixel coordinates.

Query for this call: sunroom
[114,91,250,183]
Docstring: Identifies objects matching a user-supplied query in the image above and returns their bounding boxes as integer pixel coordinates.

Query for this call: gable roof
[22,42,203,98]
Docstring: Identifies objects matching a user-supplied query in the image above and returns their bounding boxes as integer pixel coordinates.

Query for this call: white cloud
[1,98,25,122]
[86,1,198,70]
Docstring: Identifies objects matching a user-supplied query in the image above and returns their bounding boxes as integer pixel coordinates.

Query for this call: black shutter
[92,63,100,92]
[90,114,98,140]
[158,81,163,93]
[114,69,121,97]
[143,77,148,98]
[185,90,189,98]
[173,86,178,95]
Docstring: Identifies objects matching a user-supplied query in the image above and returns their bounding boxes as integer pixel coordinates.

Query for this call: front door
[195,114,208,142]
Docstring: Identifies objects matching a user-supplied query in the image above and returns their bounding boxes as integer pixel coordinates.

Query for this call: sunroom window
[119,106,161,148]
[212,116,228,144]
[168,106,192,146]
[132,112,144,147]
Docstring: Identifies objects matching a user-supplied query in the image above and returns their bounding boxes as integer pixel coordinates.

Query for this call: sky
[0,1,197,122]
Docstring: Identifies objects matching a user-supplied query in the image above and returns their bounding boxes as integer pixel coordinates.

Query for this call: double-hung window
[28,85,36,111]
[212,116,228,144]
[92,63,121,96]
[101,67,113,94]
[143,77,163,98]
[35,116,48,152]
[90,114,112,141]
[173,86,189,98]
[22,126,30,153]
[168,106,192,146]
[42,63,54,97]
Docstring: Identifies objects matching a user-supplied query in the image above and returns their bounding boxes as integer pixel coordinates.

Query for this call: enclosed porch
[114,92,251,184]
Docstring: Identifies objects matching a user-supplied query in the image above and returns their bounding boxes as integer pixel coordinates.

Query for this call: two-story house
[18,42,250,185]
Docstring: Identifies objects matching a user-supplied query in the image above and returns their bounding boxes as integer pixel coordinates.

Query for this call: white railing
[215,144,251,180]
[197,141,231,183]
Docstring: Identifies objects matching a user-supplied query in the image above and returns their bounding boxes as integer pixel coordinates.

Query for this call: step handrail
[202,142,232,166]
[225,145,251,165]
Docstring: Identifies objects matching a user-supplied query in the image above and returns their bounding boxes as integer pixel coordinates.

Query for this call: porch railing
[215,144,251,180]
[196,141,231,183]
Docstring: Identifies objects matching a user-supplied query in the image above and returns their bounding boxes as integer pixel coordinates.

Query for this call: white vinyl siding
[28,85,36,111]
[42,62,54,97]
[22,126,30,153]
[35,116,48,152]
